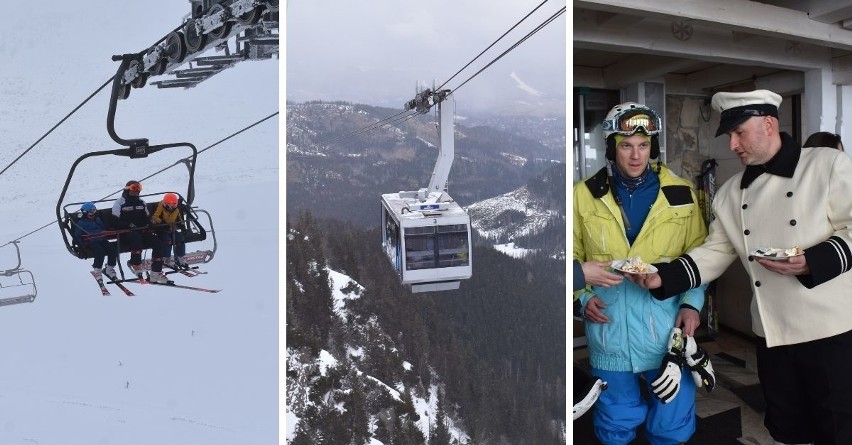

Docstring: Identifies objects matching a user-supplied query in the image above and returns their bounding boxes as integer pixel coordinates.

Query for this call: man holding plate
[630,89,852,445]
[573,101,709,444]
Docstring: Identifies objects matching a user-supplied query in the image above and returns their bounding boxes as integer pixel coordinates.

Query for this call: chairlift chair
[55,59,217,279]
[0,241,37,306]
[60,192,217,269]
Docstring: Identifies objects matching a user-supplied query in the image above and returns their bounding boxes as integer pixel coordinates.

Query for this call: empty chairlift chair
[0,241,37,306]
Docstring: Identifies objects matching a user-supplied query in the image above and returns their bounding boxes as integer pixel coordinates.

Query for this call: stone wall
[665,95,713,184]
[664,94,755,338]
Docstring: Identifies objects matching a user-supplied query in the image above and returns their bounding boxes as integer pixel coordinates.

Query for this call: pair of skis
[146,281,221,293]
[128,264,219,293]
[90,270,220,295]
[167,264,206,278]
[697,159,719,338]
[91,271,135,296]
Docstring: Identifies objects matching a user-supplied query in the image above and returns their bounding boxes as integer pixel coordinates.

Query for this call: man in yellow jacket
[574,102,708,444]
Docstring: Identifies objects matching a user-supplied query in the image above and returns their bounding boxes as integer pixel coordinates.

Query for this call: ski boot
[103,264,118,282]
[149,271,171,284]
[127,260,144,279]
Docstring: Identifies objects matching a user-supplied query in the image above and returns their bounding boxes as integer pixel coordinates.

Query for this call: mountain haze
[286,101,563,227]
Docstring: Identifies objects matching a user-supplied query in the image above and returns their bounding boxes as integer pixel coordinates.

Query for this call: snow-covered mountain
[467,185,559,241]
[286,101,562,227]
[285,208,567,445]
[466,162,566,259]
[286,261,470,444]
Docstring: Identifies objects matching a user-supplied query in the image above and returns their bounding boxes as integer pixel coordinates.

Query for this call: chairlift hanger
[55,55,216,273]
[114,0,279,95]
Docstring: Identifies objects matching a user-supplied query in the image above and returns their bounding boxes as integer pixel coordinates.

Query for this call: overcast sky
[285,0,566,115]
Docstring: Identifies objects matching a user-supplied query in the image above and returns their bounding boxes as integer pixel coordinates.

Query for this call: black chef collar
[740,132,800,189]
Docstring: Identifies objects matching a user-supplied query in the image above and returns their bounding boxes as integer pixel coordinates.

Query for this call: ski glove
[651,327,685,404]
[685,335,716,392]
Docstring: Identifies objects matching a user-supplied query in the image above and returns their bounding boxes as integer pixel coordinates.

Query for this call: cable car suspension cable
[449,6,565,95]
[435,0,550,92]
[308,2,563,148]
[315,109,417,149]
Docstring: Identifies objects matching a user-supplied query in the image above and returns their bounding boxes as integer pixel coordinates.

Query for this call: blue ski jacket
[74,215,108,244]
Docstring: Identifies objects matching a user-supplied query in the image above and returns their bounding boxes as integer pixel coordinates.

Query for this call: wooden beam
[574,12,831,71]
[575,0,852,50]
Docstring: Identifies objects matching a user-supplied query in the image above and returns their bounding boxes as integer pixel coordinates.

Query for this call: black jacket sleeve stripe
[797,236,852,288]
[651,254,702,300]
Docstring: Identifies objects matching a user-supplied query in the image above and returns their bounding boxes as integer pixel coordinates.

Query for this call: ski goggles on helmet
[601,107,662,137]
[125,183,142,193]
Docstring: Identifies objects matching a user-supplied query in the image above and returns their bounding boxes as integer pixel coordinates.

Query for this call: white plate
[750,248,804,261]
[611,259,658,274]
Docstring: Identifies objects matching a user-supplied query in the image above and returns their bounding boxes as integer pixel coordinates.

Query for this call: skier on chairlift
[74,202,119,282]
[111,180,150,277]
[149,192,188,284]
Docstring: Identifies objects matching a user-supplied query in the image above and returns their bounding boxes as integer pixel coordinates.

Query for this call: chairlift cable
[134,111,280,189]
[449,7,565,95]
[6,111,278,245]
[435,0,550,92]
[0,76,115,179]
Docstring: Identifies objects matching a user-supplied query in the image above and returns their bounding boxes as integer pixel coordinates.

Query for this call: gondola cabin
[381,189,472,293]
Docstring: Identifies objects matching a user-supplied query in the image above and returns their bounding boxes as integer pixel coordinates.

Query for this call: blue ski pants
[592,368,696,445]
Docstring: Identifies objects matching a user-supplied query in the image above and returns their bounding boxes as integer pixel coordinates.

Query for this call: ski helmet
[602,102,662,160]
[602,102,661,139]
[163,193,179,208]
[125,180,142,193]
[81,202,97,213]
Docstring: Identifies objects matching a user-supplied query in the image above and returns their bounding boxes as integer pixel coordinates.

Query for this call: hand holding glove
[651,327,685,404]
[685,335,716,392]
